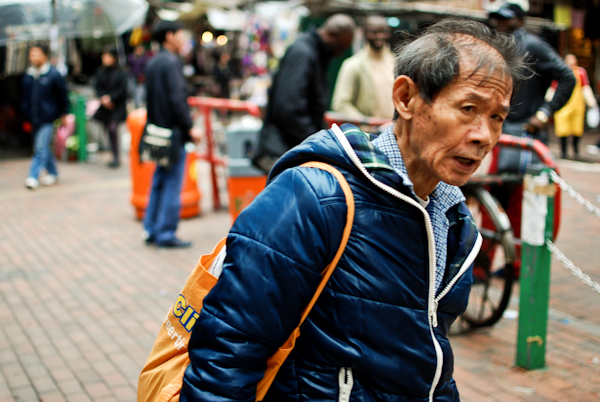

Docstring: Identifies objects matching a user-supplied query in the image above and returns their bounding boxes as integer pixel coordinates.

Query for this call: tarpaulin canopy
[0,0,148,45]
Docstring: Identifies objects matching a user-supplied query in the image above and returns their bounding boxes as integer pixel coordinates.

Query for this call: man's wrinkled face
[407,54,512,188]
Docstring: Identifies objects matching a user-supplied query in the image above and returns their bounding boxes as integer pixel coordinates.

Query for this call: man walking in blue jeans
[22,43,69,190]
[143,21,201,248]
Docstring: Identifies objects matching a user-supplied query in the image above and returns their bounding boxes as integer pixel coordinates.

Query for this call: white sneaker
[586,144,600,155]
[24,177,39,189]
[40,174,58,186]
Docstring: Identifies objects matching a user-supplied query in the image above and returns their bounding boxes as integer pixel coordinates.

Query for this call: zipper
[426,233,482,401]
[330,124,442,402]
[338,367,354,402]
[429,300,439,328]
[434,233,483,304]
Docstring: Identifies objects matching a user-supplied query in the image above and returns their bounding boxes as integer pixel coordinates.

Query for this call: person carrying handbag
[142,20,202,248]
[551,54,599,159]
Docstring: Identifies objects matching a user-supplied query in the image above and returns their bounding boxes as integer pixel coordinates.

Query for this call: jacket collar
[269,123,405,194]
[27,62,51,79]
[339,124,403,190]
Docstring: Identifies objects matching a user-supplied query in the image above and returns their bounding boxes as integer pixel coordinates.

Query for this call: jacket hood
[269,123,406,193]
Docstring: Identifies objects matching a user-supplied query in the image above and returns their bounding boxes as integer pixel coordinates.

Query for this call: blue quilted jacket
[21,64,69,127]
[181,124,481,402]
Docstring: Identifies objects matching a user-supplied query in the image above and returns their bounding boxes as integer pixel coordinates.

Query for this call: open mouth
[455,156,476,167]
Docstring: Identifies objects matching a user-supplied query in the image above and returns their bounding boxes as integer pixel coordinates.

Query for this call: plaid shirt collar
[341,124,402,190]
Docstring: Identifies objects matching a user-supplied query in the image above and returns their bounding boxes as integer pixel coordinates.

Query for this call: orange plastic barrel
[127,109,201,220]
[228,175,267,222]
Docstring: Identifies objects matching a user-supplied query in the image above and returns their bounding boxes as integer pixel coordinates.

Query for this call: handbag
[587,108,600,129]
[137,161,355,402]
[139,124,180,168]
[250,122,290,174]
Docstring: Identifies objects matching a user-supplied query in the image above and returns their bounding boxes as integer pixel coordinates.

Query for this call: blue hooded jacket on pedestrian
[181,124,481,402]
[21,63,69,128]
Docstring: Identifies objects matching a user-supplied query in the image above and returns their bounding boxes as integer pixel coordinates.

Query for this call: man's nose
[469,119,494,147]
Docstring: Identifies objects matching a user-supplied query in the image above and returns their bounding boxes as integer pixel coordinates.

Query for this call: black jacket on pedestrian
[507,28,575,124]
[94,65,128,123]
[145,48,192,143]
[265,29,334,149]
[21,63,69,127]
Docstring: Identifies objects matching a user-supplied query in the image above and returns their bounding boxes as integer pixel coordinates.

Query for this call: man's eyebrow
[465,93,510,112]
[465,93,489,103]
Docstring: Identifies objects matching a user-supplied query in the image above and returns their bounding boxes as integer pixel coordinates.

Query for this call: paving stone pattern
[0,145,599,401]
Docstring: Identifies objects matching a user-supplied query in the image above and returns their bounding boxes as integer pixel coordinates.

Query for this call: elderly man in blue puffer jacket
[180,18,529,402]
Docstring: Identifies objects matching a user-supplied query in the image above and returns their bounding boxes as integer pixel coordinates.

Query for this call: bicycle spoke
[479,268,494,319]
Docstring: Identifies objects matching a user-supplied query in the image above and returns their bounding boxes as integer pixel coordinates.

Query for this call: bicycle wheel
[461,186,516,328]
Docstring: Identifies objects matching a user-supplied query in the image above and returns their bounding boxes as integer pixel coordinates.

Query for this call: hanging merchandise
[237,2,308,77]
[130,26,144,47]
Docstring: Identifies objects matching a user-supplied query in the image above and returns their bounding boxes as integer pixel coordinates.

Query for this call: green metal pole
[516,165,555,370]
[74,95,87,162]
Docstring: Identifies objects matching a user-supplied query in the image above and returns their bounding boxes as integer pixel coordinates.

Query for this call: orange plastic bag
[137,162,355,402]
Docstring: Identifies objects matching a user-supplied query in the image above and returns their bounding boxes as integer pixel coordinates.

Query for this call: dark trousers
[560,136,581,157]
[143,146,186,244]
[105,121,120,163]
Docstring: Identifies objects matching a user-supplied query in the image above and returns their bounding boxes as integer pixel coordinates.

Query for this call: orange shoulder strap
[256,161,355,400]
[297,161,355,320]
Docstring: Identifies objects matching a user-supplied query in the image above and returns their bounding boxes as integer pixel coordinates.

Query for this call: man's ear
[393,75,420,120]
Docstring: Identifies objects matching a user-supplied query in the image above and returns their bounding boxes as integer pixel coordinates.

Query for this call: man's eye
[492,114,505,123]
[462,106,474,112]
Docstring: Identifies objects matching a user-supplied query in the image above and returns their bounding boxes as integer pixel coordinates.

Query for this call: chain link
[546,240,600,294]
[550,170,600,218]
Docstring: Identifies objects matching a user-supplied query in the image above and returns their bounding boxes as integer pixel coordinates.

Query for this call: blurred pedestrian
[213,51,232,98]
[252,14,355,173]
[94,46,128,168]
[128,45,148,108]
[142,21,202,248]
[552,54,598,159]
[486,0,575,261]
[21,43,69,190]
[488,0,574,147]
[332,14,395,119]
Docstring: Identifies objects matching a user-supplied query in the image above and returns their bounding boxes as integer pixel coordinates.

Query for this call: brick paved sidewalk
[0,148,599,402]
[0,153,231,402]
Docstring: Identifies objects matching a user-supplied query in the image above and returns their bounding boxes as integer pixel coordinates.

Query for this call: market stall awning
[0,0,149,45]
